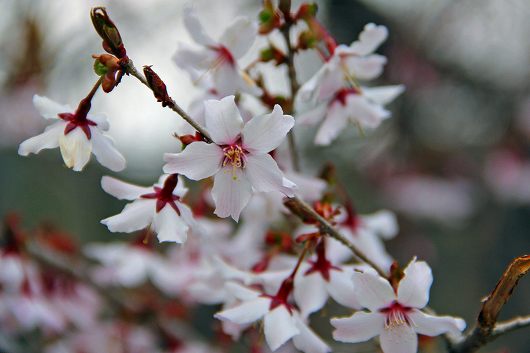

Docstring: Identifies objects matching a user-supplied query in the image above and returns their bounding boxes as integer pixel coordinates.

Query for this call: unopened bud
[295,3,318,21]
[143,66,173,108]
[297,30,318,50]
[258,0,282,35]
[91,7,127,58]
[260,46,287,65]
[92,54,122,93]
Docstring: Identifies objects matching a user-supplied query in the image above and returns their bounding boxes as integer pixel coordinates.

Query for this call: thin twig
[284,196,387,277]
[448,255,530,353]
[124,59,213,143]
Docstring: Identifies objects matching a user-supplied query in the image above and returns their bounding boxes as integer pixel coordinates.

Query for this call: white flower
[215,282,330,353]
[18,95,125,172]
[174,7,261,97]
[164,96,296,221]
[100,174,197,243]
[331,259,466,353]
[296,24,404,145]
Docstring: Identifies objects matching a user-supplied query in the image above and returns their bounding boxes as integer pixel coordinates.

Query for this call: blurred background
[1,0,529,352]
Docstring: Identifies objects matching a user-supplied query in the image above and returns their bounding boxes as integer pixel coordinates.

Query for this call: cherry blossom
[331,259,466,353]
[297,24,404,145]
[215,281,330,353]
[18,95,125,171]
[164,96,296,221]
[173,7,262,97]
[100,174,198,243]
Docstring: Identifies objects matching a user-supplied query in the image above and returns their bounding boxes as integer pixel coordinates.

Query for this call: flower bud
[258,0,282,35]
[92,54,122,93]
[143,66,173,108]
[294,3,318,21]
[90,7,127,58]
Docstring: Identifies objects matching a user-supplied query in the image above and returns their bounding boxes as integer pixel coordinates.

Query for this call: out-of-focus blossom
[18,95,125,172]
[296,24,404,145]
[164,96,295,221]
[484,150,530,204]
[101,174,198,243]
[174,6,262,97]
[331,259,465,353]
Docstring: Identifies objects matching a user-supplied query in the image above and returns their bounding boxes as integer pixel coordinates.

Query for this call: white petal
[204,96,244,145]
[264,306,300,351]
[296,104,327,126]
[345,55,387,81]
[177,202,198,232]
[294,272,328,318]
[18,121,64,156]
[101,176,152,200]
[163,142,222,180]
[242,105,294,154]
[224,281,261,301]
[292,315,331,353]
[380,324,418,353]
[219,17,257,59]
[349,23,388,56]
[212,63,241,97]
[331,311,385,343]
[361,210,399,240]
[245,154,293,196]
[363,85,405,105]
[215,297,270,325]
[345,94,390,130]
[287,172,327,202]
[397,260,433,309]
[33,95,71,119]
[327,269,361,309]
[183,6,216,46]
[408,310,466,337]
[173,42,216,71]
[152,206,189,243]
[314,103,348,146]
[91,130,126,172]
[351,229,394,273]
[87,113,110,131]
[58,128,92,171]
[352,269,395,311]
[101,199,154,233]
[212,167,252,221]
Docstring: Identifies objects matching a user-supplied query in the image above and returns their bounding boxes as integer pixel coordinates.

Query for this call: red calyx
[140,174,181,214]
[58,97,97,139]
[304,240,341,281]
[263,276,295,313]
[332,87,361,106]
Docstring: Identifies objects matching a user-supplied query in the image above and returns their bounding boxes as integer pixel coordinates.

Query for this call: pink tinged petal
[18,121,64,156]
[264,306,300,351]
[327,269,362,309]
[91,130,126,172]
[152,206,189,243]
[182,6,216,46]
[204,96,244,145]
[101,199,154,233]
[294,272,329,318]
[408,310,466,337]
[363,85,405,106]
[331,311,385,343]
[380,324,418,353]
[349,23,388,56]
[242,105,294,154]
[345,94,390,130]
[296,104,327,126]
[345,55,387,80]
[352,269,395,311]
[58,128,92,171]
[163,142,222,180]
[292,316,331,353]
[245,154,294,196]
[215,297,270,325]
[101,176,152,201]
[212,167,252,221]
[219,17,257,59]
[397,260,433,309]
[33,95,71,119]
[314,104,349,146]
[362,210,399,240]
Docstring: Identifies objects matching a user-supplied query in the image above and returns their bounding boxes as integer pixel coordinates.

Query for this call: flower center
[216,45,235,66]
[380,301,413,329]
[58,97,97,139]
[304,240,341,281]
[222,144,247,180]
[331,87,361,106]
[140,174,181,214]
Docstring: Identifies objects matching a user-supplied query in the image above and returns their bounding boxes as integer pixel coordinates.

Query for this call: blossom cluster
[9,2,470,353]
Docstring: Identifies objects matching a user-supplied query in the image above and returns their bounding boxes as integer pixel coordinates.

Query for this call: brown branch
[284,195,387,277]
[123,59,213,143]
[449,255,530,353]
